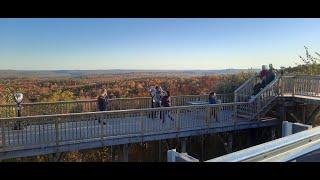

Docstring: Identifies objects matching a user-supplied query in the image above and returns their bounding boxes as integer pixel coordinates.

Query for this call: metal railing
[0,102,247,150]
[0,94,234,118]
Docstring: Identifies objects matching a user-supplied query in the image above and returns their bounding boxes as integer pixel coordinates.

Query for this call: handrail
[0,94,233,106]
[0,101,249,120]
[207,125,320,162]
[0,102,249,150]
[234,74,257,94]
[248,75,280,103]
[0,93,234,118]
[234,74,260,102]
[282,75,320,78]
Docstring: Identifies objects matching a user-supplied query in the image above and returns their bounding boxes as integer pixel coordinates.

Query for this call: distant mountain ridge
[0,69,259,78]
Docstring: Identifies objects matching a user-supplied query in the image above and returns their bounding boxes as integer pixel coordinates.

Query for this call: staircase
[234,74,281,120]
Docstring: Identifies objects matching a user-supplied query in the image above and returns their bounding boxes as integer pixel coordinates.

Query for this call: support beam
[280,106,287,122]
[271,127,276,141]
[121,144,129,162]
[153,141,159,162]
[158,140,162,162]
[181,137,187,153]
[289,113,300,123]
[200,135,205,161]
[306,105,320,125]
[227,133,233,153]
[302,105,306,124]
[111,145,116,162]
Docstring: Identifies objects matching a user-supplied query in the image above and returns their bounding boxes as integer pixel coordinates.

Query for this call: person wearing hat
[260,65,268,88]
[266,64,276,85]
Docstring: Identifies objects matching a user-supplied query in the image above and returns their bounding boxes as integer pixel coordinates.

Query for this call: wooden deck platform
[0,109,279,160]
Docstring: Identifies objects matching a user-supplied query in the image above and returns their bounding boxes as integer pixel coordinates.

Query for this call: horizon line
[0,68,259,71]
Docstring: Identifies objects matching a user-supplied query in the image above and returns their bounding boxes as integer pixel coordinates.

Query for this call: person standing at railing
[161,90,174,122]
[209,92,217,104]
[149,86,165,119]
[97,88,108,124]
[154,86,165,108]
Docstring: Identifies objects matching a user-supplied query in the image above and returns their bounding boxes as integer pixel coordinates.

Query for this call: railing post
[278,76,283,96]
[292,77,296,96]
[167,149,176,162]
[177,109,181,131]
[233,103,237,124]
[1,121,6,147]
[101,115,104,139]
[141,112,144,135]
[55,118,59,146]
[206,106,210,125]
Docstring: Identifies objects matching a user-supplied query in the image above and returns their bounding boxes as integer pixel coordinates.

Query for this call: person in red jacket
[161,90,174,122]
[252,65,268,96]
[259,65,268,88]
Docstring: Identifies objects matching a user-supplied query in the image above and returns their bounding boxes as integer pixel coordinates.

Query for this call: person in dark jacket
[149,86,164,118]
[252,83,262,96]
[97,89,108,124]
[161,90,171,107]
[259,65,268,88]
[209,92,217,104]
[161,90,174,122]
[154,86,164,108]
[266,64,276,85]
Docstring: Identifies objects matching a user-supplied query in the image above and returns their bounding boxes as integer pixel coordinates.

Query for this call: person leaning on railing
[97,88,108,124]
[209,92,217,104]
[149,86,165,119]
[154,86,165,108]
[161,90,174,122]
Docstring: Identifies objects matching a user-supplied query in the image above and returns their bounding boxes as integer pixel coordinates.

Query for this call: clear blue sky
[1,18,320,70]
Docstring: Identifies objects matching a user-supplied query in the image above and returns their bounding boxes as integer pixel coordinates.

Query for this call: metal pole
[14,103,22,130]
[17,103,21,117]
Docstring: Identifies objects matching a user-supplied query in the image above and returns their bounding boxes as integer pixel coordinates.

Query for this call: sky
[0,18,320,70]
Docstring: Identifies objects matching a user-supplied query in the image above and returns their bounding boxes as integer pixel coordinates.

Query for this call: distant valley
[0,69,259,78]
